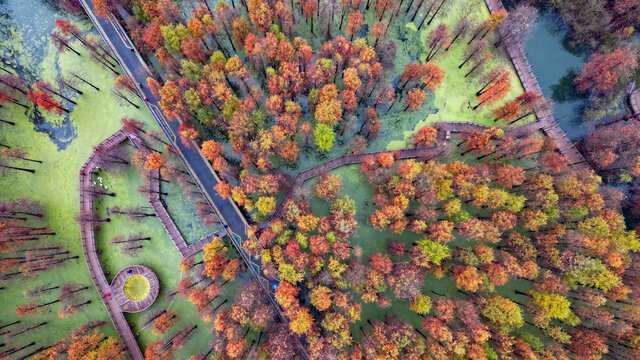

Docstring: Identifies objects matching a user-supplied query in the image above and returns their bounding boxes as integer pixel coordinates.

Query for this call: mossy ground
[92,147,239,356]
[283,0,529,175]
[0,2,220,356]
[303,132,542,342]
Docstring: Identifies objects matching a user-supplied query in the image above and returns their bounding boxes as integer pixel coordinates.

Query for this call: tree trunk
[0,164,35,173]
[71,73,100,91]
[41,87,77,105]
[427,0,447,26]
[9,322,47,338]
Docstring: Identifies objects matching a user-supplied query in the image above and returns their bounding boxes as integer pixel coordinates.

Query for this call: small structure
[110,265,159,313]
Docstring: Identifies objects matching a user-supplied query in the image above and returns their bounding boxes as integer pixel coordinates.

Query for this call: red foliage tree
[404,88,427,111]
[574,46,637,94]
[414,126,437,147]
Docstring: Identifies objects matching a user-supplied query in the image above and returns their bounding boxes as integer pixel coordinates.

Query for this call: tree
[178,122,199,148]
[493,100,522,123]
[531,291,572,320]
[159,81,188,120]
[142,22,164,51]
[474,67,511,109]
[314,124,334,151]
[256,196,276,216]
[414,126,437,147]
[289,307,313,334]
[398,62,428,92]
[541,152,569,174]
[369,252,393,274]
[481,295,523,332]
[494,4,538,48]
[346,11,365,41]
[362,108,380,140]
[377,152,395,167]
[153,310,179,335]
[315,173,342,201]
[574,46,637,94]
[494,165,525,188]
[145,338,174,360]
[404,88,427,111]
[388,262,423,299]
[453,265,483,292]
[248,0,274,32]
[421,62,445,90]
[28,88,67,114]
[425,23,449,61]
[409,294,432,315]
[310,286,332,311]
[201,140,229,173]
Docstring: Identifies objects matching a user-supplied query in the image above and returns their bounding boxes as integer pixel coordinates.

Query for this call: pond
[0,0,79,149]
[523,10,590,141]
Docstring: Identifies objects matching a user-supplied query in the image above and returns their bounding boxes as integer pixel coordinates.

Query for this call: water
[523,10,590,140]
[0,0,78,149]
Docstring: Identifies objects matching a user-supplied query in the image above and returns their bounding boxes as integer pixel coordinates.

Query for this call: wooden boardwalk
[630,90,640,120]
[80,129,225,360]
[132,135,227,259]
[269,120,543,222]
[79,129,145,360]
[485,0,589,170]
[110,265,159,313]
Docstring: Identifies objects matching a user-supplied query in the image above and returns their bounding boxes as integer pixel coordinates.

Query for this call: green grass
[0,16,221,357]
[92,146,239,357]
[0,28,157,353]
[302,131,543,341]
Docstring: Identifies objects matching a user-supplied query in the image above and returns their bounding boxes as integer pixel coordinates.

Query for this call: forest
[0,0,640,359]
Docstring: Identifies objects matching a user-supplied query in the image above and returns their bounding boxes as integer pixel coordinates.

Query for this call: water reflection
[523,10,590,140]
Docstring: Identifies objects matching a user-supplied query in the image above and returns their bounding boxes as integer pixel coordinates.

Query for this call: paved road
[78,1,300,358]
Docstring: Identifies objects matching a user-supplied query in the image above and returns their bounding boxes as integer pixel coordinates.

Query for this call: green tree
[314,124,334,151]
[409,294,432,315]
[481,294,524,332]
[531,291,571,320]
[416,239,451,265]
[161,23,189,54]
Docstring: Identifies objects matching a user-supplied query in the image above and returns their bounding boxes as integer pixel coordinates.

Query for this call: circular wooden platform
[110,265,159,313]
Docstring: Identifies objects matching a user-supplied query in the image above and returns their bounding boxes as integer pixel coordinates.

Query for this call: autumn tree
[574,46,638,94]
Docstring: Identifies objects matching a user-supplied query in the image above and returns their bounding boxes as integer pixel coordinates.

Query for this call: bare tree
[110,205,156,222]
[69,71,100,91]
[494,4,538,49]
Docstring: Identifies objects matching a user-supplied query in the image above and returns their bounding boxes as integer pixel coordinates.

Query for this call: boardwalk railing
[79,129,144,360]
[484,0,589,170]
[80,129,224,360]
[629,90,640,120]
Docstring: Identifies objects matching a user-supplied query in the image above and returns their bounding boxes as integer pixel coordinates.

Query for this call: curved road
[78,1,300,359]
